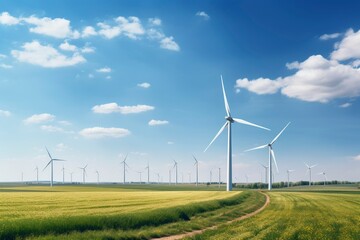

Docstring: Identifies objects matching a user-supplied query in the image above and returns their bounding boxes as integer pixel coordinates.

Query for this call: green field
[190,185,360,240]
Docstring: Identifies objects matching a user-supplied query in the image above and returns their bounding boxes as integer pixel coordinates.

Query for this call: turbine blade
[232,118,270,131]
[84,164,88,169]
[43,160,52,171]
[271,149,279,173]
[221,75,231,117]
[270,122,291,145]
[53,159,65,161]
[45,147,52,160]
[304,163,310,168]
[310,164,317,168]
[204,121,228,152]
[244,144,268,152]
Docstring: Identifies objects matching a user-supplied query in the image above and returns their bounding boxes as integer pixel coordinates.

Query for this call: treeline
[232,180,359,189]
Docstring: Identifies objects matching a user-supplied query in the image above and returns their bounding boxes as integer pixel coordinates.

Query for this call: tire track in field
[152,191,270,240]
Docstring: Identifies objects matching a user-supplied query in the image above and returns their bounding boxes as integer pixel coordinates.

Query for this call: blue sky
[0,0,359,184]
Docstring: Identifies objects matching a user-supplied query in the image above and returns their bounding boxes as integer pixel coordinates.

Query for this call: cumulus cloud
[137,82,151,88]
[235,35,360,104]
[41,125,64,132]
[92,102,154,114]
[96,67,111,73]
[149,18,161,26]
[148,119,169,126]
[0,12,20,25]
[160,36,180,51]
[81,45,95,53]
[331,29,360,61]
[79,127,130,139]
[97,16,145,39]
[339,103,352,108]
[319,32,341,40]
[24,113,55,124]
[11,41,85,68]
[0,109,11,117]
[82,26,97,38]
[59,41,77,51]
[196,11,210,20]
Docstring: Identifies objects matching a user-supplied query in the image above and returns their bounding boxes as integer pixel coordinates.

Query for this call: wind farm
[0,1,359,239]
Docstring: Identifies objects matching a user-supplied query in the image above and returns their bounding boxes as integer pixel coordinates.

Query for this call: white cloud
[0,64,13,69]
[96,67,111,73]
[41,125,64,132]
[92,102,154,114]
[82,26,97,38]
[11,41,85,68]
[148,119,169,126]
[352,59,360,68]
[160,36,180,51]
[79,127,130,139]
[24,113,55,124]
[286,61,300,70]
[196,11,210,20]
[23,16,79,39]
[353,154,360,161]
[58,120,72,126]
[339,103,351,108]
[137,82,151,88]
[331,29,360,61]
[59,41,77,51]
[0,12,20,25]
[235,54,360,103]
[0,109,11,117]
[319,33,341,40]
[97,22,121,39]
[149,18,161,26]
[81,45,95,53]
[55,143,68,152]
[97,16,145,40]
[167,141,174,145]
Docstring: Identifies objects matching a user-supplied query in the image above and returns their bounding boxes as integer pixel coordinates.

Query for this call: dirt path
[152,192,270,240]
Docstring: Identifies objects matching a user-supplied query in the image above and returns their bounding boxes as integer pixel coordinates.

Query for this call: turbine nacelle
[225,116,234,123]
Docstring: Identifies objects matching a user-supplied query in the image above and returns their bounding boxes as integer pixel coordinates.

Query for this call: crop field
[0,184,266,239]
[191,185,360,240]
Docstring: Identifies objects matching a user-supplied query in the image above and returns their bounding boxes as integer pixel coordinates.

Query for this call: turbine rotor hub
[225,116,234,123]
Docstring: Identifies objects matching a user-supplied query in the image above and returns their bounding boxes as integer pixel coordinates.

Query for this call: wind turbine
[34,166,39,184]
[305,163,317,186]
[43,147,65,187]
[245,122,290,190]
[70,172,74,183]
[145,162,150,184]
[137,171,142,183]
[120,154,129,184]
[79,164,88,184]
[204,76,270,191]
[286,169,295,187]
[173,160,178,185]
[95,170,99,184]
[210,169,213,185]
[155,172,160,184]
[193,155,199,187]
[61,166,65,184]
[318,172,327,186]
[259,163,268,184]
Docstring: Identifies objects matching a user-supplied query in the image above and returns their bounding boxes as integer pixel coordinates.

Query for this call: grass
[0,184,266,239]
[189,185,360,240]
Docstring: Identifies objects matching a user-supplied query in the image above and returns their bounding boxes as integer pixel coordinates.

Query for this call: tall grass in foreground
[0,191,251,239]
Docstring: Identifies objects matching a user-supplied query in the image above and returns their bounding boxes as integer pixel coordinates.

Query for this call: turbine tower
[204,76,270,191]
[305,163,317,186]
[145,162,150,184]
[61,166,65,184]
[286,169,295,187]
[173,160,178,185]
[318,172,327,186]
[120,154,129,184]
[43,147,65,187]
[79,164,88,184]
[193,155,199,187]
[245,122,290,190]
[95,170,99,184]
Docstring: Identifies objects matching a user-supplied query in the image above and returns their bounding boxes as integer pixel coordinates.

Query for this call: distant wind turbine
[61,166,65,184]
[259,163,268,184]
[95,170,99,184]
[79,164,88,184]
[204,76,270,191]
[245,122,291,190]
[43,147,65,187]
[318,172,327,186]
[145,162,150,184]
[173,160,178,185]
[137,171,142,183]
[120,154,129,184]
[286,169,295,187]
[34,166,39,184]
[155,172,160,184]
[70,172,74,183]
[210,169,213,184]
[193,155,199,187]
[305,163,317,186]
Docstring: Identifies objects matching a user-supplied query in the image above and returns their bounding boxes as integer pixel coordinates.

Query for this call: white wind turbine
[204,76,270,191]
[79,164,88,184]
[286,169,295,187]
[173,160,178,185]
[305,163,317,186]
[145,162,150,184]
[95,170,100,184]
[245,122,290,190]
[61,166,65,184]
[120,154,129,184]
[209,169,213,185]
[43,147,65,187]
[193,155,199,187]
[318,172,327,186]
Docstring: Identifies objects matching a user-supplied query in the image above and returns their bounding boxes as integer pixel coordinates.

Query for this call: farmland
[190,185,360,240]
